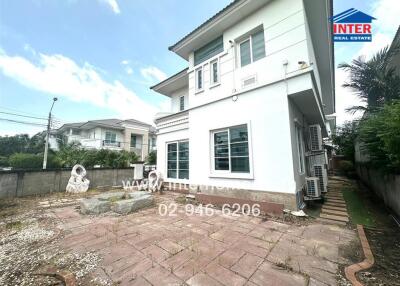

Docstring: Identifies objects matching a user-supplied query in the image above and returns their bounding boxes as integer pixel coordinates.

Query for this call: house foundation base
[163,182,297,215]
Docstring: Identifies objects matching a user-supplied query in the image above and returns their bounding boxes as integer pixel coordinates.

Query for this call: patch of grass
[342,188,375,227]
[6,220,24,231]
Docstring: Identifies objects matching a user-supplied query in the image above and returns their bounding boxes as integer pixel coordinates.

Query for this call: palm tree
[338,45,400,114]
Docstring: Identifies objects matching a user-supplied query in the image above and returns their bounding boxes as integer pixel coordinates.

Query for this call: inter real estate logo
[331,8,376,42]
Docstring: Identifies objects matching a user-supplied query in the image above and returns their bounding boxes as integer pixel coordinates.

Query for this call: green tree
[332,121,358,162]
[338,45,400,114]
[358,101,400,172]
[146,151,157,165]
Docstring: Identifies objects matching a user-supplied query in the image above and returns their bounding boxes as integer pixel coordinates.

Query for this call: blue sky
[0,0,399,135]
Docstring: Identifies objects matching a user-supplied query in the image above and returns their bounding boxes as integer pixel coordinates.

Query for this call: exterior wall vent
[242,75,257,88]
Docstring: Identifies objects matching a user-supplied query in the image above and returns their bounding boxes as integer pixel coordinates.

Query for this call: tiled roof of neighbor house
[168,0,241,51]
[58,118,152,131]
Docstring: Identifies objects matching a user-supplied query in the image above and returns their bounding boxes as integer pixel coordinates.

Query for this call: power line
[0,118,47,127]
[0,106,48,118]
[0,111,48,121]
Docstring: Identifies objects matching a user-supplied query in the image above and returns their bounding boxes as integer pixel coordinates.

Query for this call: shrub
[0,156,9,167]
[8,153,61,169]
[9,153,42,169]
[359,101,400,173]
[338,160,357,178]
[146,151,157,165]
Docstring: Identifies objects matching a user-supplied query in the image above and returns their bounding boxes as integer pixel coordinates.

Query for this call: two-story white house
[151,0,335,212]
[51,119,156,161]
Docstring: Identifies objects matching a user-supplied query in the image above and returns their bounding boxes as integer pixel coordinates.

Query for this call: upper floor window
[71,129,80,135]
[179,96,185,111]
[130,134,137,148]
[239,30,266,67]
[105,131,117,143]
[194,36,223,66]
[210,59,219,85]
[195,67,203,91]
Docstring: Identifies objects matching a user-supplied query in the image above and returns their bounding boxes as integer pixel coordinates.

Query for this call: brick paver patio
[49,193,356,286]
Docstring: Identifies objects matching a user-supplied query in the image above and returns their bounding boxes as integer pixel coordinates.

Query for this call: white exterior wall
[187,0,312,110]
[170,87,189,112]
[188,83,296,193]
[155,0,327,201]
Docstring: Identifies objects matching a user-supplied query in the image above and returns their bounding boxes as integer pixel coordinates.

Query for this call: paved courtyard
[45,193,357,286]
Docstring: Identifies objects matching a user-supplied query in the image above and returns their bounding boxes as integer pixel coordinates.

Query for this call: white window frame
[209,58,220,87]
[179,95,185,111]
[195,67,203,92]
[238,29,265,67]
[239,37,252,67]
[295,124,305,174]
[209,122,254,179]
[166,140,189,181]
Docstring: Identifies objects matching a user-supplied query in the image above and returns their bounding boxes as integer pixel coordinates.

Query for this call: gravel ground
[0,196,104,286]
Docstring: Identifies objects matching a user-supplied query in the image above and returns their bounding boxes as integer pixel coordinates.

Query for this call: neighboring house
[51,119,156,161]
[151,0,335,211]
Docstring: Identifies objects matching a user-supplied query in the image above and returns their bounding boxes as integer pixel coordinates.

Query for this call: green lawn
[342,187,376,227]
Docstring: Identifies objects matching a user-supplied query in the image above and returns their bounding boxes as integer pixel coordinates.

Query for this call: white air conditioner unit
[312,164,328,193]
[309,124,323,151]
[305,177,321,198]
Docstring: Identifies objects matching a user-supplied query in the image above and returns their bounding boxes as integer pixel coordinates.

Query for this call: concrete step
[325,195,344,199]
[326,199,346,203]
[316,217,347,226]
[322,205,348,212]
[320,213,349,222]
[321,208,349,217]
[324,203,347,208]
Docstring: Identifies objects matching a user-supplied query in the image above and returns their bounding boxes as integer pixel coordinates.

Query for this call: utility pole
[43,97,58,169]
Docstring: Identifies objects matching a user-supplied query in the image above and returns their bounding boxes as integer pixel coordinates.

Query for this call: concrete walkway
[319,178,350,225]
[49,193,357,286]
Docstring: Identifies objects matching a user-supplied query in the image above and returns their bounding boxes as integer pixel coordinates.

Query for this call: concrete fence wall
[356,164,400,217]
[0,168,136,199]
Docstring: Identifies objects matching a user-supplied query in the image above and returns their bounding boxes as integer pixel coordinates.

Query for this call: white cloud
[0,48,158,124]
[121,60,129,65]
[125,66,133,75]
[99,0,120,14]
[140,66,167,82]
[335,0,400,125]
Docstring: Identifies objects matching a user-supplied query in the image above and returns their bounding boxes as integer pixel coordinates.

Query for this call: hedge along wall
[0,167,136,199]
[356,164,400,218]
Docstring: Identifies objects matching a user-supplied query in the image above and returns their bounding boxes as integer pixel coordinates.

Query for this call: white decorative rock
[66,164,90,193]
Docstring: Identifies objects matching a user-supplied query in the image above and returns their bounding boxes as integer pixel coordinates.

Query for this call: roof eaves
[150,68,188,90]
[168,0,242,52]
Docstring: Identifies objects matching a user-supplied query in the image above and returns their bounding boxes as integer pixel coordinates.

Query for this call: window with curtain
[196,68,203,91]
[210,59,219,85]
[179,96,185,111]
[239,29,265,67]
[194,36,223,66]
[167,141,189,179]
[212,125,250,173]
[105,131,116,143]
[130,134,137,147]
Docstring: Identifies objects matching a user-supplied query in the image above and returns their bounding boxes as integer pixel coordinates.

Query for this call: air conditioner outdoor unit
[309,124,323,151]
[312,164,328,193]
[305,177,321,198]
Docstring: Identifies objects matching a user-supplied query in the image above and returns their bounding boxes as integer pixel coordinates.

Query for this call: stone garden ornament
[66,164,90,193]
